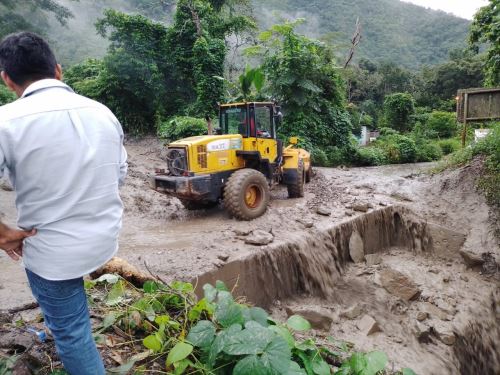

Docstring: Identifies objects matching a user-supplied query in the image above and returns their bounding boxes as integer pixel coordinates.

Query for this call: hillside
[253,0,470,68]
[6,0,470,68]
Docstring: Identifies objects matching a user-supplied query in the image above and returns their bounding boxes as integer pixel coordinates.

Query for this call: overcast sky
[401,0,489,19]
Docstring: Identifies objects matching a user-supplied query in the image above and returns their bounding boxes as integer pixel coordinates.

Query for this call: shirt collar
[21,79,73,99]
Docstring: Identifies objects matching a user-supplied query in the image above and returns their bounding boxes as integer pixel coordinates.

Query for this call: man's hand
[0,222,36,260]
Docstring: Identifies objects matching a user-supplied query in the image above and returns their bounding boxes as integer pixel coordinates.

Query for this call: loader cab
[219,102,278,139]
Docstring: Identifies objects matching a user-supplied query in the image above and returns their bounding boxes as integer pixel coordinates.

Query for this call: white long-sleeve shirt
[0,79,127,280]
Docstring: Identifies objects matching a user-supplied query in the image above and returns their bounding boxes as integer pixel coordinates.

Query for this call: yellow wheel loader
[153,102,311,220]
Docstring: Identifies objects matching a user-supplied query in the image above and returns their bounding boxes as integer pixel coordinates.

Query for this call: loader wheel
[224,169,270,220]
[180,199,218,210]
[287,159,305,198]
[305,165,313,183]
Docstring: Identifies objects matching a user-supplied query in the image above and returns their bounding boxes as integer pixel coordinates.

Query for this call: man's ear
[1,71,17,92]
[55,64,62,81]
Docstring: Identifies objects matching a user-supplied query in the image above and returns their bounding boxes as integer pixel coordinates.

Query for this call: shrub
[377,134,417,164]
[158,116,207,141]
[378,127,398,136]
[355,147,387,166]
[427,111,457,138]
[0,84,15,106]
[415,142,443,162]
[324,146,344,166]
[311,148,329,166]
[383,92,415,132]
[437,139,461,155]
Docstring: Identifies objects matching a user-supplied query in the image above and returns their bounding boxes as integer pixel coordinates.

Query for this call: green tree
[426,111,457,138]
[383,93,415,132]
[0,0,73,38]
[259,21,351,151]
[470,0,500,86]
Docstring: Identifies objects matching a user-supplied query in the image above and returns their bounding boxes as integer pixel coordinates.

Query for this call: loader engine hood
[166,134,244,175]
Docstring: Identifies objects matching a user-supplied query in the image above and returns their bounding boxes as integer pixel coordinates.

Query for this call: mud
[1,138,499,373]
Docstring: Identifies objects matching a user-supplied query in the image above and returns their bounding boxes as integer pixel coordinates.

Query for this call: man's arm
[0,221,36,260]
[119,144,128,187]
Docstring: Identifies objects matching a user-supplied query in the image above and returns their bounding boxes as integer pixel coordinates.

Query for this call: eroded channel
[195,206,499,375]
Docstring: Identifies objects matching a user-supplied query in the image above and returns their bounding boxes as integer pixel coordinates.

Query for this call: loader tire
[305,165,313,183]
[180,199,218,210]
[287,159,305,198]
[224,168,270,220]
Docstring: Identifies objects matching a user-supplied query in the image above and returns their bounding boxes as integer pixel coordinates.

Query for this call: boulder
[365,254,382,266]
[352,203,369,212]
[234,228,252,236]
[316,206,331,216]
[412,321,432,343]
[297,218,314,228]
[285,306,333,330]
[245,230,274,246]
[416,311,428,321]
[433,322,456,345]
[378,268,420,301]
[356,315,381,336]
[419,302,449,321]
[340,304,363,320]
[349,231,365,263]
[459,249,485,268]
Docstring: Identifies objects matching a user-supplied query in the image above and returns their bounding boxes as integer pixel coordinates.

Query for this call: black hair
[0,32,57,86]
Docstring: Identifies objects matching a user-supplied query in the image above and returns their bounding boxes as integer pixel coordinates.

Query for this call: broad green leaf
[188,298,215,321]
[258,30,273,42]
[248,307,269,327]
[143,280,160,293]
[207,333,225,369]
[253,69,265,92]
[402,368,417,375]
[155,315,170,325]
[166,342,193,366]
[365,351,388,375]
[106,280,126,306]
[344,353,367,373]
[269,325,295,348]
[295,339,317,351]
[260,335,292,374]
[223,322,274,355]
[311,354,330,375]
[170,281,193,293]
[296,350,314,375]
[187,320,216,348]
[203,284,217,303]
[215,297,244,328]
[289,361,307,375]
[143,334,162,352]
[173,358,191,375]
[233,355,268,375]
[84,280,96,289]
[215,280,229,291]
[132,298,156,321]
[287,315,311,331]
[95,274,119,284]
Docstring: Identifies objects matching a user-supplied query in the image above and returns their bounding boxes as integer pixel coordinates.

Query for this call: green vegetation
[158,117,208,141]
[56,274,413,374]
[0,83,15,106]
[470,0,500,86]
[383,93,415,133]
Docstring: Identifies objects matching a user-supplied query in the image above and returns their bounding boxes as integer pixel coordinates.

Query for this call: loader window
[220,107,248,137]
[255,106,272,138]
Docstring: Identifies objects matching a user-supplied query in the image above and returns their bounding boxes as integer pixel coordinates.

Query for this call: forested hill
[5,0,470,68]
[253,0,470,69]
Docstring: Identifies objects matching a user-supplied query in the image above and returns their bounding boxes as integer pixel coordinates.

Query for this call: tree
[259,21,351,152]
[383,93,415,132]
[470,0,500,86]
[0,0,73,38]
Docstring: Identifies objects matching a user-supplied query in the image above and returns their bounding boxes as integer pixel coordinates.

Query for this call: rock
[389,299,408,315]
[428,268,439,274]
[390,192,413,202]
[285,306,333,330]
[349,231,365,263]
[412,321,432,343]
[244,230,274,246]
[379,201,387,206]
[340,304,363,320]
[433,322,456,345]
[459,249,485,268]
[217,254,229,262]
[297,218,314,228]
[416,311,428,321]
[352,203,369,212]
[460,275,469,282]
[378,268,421,301]
[365,254,382,266]
[0,328,36,350]
[316,206,331,216]
[234,228,252,236]
[419,302,449,321]
[356,315,381,335]
[345,210,354,216]
[442,274,451,283]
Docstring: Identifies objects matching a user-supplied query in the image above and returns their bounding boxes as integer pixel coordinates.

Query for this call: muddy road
[1,138,498,374]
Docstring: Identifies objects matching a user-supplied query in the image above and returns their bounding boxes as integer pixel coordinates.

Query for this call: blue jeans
[26,268,105,375]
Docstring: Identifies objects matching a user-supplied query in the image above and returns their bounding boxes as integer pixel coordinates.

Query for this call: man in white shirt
[0,32,127,374]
